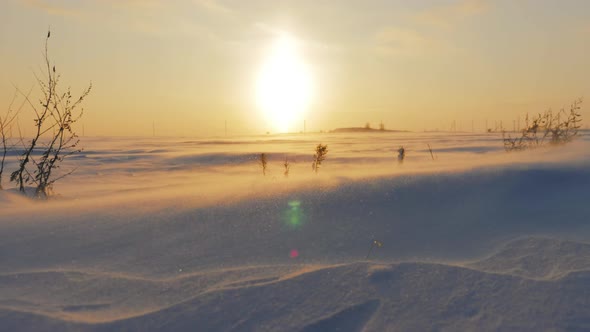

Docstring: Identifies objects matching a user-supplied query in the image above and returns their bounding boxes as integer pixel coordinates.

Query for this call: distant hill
[331,127,410,133]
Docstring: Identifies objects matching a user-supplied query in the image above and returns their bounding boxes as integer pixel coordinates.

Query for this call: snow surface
[1,131,590,331]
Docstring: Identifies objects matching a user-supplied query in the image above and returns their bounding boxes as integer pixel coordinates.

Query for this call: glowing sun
[256,34,313,133]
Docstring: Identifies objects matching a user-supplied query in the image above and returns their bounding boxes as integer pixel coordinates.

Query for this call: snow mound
[2,134,590,331]
[3,261,590,331]
[469,236,590,279]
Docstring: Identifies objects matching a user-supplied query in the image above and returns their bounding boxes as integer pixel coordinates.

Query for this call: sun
[256,34,313,133]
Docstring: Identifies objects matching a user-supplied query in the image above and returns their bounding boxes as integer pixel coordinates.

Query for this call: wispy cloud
[374,0,490,58]
[580,22,590,36]
[19,0,219,39]
[21,0,81,17]
[413,0,490,29]
[93,0,166,13]
[192,0,232,15]
[373,27,451,57]
[20,0,163,18]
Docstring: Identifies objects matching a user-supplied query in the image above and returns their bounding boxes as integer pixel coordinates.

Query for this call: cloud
[373,1,490,58]
[580,23,590,36]
[192,0,232,15]
[22,0,191,18]
[413,0,490,28]
[95,0,166,12]
[20,0,82,17]
[20,0,164,18]
[373,27,444,57]
[20,0,218,39]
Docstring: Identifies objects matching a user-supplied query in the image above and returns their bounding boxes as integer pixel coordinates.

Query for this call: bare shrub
[503,98,583,152]
[312,144,328,173]
[283,156,290,178]
[0,92,24,189]
[9,30,91,198]
[397,146,405,163]
[427,143,436,160]
[259,153,267,176]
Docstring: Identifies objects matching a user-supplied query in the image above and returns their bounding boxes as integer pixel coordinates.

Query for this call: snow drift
[0,131,589,331]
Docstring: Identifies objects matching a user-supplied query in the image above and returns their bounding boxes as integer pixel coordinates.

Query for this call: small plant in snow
[312,143,328,173]
[366,239,383,259]
[283,156,290,178]
[427,143,436,160]
[397,146,405,163]
[259,153,267,176]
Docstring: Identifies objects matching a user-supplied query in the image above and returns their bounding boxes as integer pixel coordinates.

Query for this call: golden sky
[1,0,589,136]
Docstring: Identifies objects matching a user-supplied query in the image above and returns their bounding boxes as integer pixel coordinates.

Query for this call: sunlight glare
[256,34,313,133]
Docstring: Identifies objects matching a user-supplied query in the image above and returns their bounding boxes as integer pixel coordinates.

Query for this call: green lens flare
[284,200,304,229]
